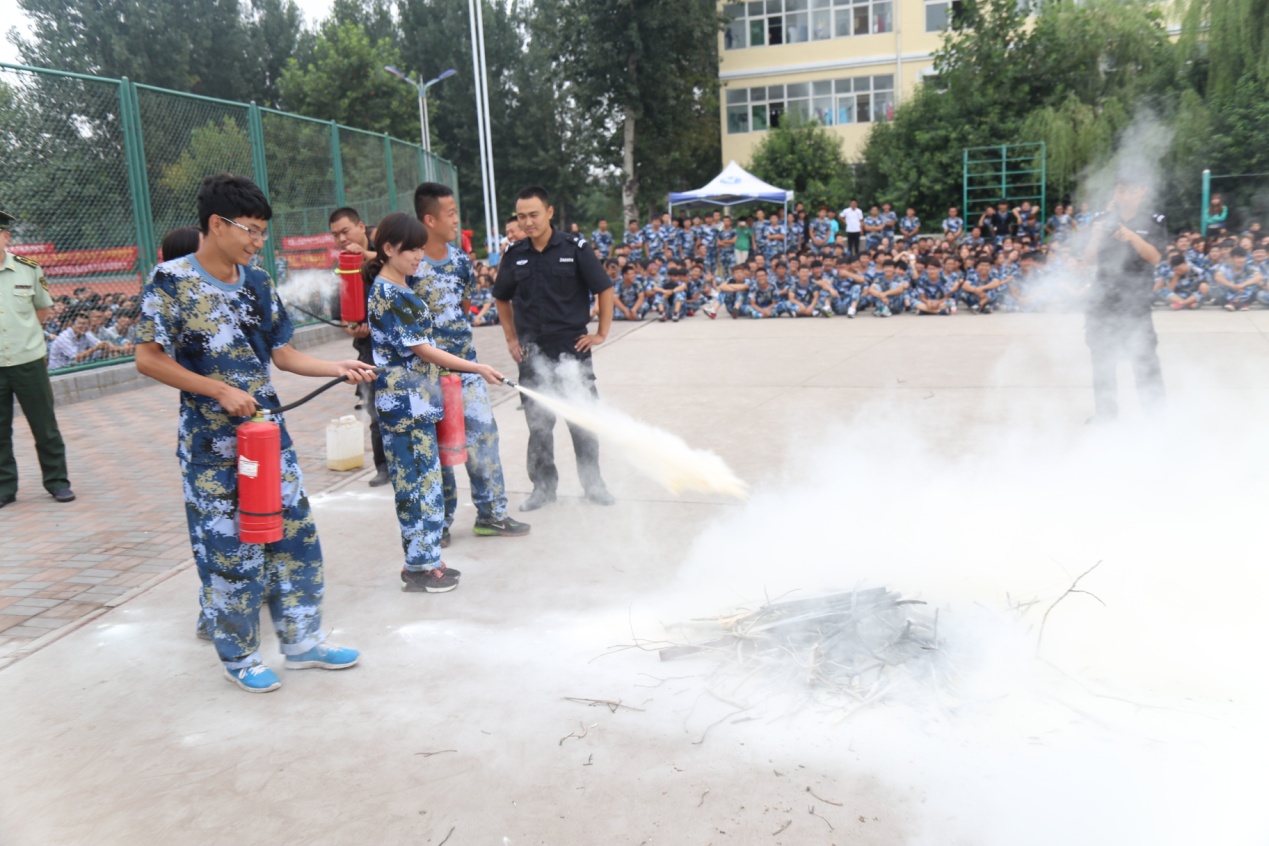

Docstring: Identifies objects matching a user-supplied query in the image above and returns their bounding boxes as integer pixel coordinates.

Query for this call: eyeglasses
[217,215,269,242]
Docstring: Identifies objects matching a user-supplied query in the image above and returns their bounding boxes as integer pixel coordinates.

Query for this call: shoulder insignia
[14,254,42,269]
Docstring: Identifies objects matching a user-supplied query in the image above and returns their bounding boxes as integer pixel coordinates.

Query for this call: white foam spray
[510,360,748,499]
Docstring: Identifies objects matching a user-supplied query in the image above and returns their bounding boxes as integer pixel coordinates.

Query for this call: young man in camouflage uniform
[136,174,374,694]
[411,182,529,545]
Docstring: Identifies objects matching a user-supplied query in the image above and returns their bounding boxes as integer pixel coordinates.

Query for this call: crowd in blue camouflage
[456,193,1266,323]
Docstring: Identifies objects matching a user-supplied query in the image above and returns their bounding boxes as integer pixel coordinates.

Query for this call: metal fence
[0,62,459,375]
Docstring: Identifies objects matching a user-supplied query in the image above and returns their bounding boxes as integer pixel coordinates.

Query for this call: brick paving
[0,320,641,666]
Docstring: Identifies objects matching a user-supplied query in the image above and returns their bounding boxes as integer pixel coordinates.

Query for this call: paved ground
[1,309,1266,845]
[0,321,642,666]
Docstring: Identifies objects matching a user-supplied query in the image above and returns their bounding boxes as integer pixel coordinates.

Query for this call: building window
[725,73,896,133]
[926,1,948,31]
[726,0,893,49]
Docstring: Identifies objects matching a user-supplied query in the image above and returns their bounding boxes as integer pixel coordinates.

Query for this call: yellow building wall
[717,0,954,165]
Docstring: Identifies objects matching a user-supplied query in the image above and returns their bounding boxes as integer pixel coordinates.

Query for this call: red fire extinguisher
[437,372,467,467]
[336,251,366,323]
[237,412,284,544]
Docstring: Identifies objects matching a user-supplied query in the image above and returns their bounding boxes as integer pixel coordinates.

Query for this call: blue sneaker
[224,663,281,693]
[284,643,360,670]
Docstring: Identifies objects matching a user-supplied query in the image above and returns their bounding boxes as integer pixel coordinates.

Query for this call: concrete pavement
[2,309,1267,845]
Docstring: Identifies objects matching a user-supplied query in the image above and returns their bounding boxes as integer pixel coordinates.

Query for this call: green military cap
[0,210,14,230]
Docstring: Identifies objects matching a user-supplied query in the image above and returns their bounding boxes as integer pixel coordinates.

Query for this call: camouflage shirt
[411,244,476,363]
[138,256,294,465]
[367,276,442,429]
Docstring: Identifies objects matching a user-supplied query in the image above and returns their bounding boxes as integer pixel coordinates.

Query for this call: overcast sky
[1,0,337,67]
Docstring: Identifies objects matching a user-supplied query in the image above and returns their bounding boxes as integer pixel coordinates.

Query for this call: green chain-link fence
[0,62,459,375]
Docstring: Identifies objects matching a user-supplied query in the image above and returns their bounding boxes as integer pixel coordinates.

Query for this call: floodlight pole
[385,66,456,154]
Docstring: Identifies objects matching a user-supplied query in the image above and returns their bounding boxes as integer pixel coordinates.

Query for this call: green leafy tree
[861,0,1178,219]
[747,117,849,198]
[556,0,723,223]
[157,117,253,200]
[277,20,414,140]
[16,0,302,106]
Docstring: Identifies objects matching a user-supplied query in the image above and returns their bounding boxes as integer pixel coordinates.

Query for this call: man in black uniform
[1082,166,1166,423]
[329,207,388,486]
[492,186,616,511]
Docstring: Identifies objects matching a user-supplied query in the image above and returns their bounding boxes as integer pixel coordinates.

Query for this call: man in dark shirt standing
[493,186,616,511]
[1082,166,1166,423]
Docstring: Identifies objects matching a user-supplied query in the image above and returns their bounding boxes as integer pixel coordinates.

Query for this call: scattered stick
[583,754,593,767]
[806,786,843,807]
[558,721,596,747]
[634,673,694,688]
[563,697,645,713]
[692,707,748,746]
[415,749,457,758]
[1036,561,1104,657]
[698,789,710,808]
[808,804,835,832]
[437,826,455,846]
[771,820,792,836]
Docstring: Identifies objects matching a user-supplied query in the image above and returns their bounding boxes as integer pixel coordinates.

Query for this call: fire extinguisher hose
[284,300,347,329]
[262,366,386,415]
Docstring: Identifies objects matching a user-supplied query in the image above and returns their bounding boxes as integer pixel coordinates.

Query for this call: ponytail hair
[362,211,427,287]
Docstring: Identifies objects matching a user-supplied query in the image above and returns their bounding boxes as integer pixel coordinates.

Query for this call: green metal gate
[962,143,1047,233]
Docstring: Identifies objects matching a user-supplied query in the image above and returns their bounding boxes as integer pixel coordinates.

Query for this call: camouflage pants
[441,373,509,527]
[183,449,324,670]
[382,423,445,572]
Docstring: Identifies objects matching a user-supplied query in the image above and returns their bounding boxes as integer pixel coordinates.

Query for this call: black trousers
[1085,319,1165,420]
[846,232,861,256]
[354,344,386,471]
[0,358,70,497]
[518,340,605,495]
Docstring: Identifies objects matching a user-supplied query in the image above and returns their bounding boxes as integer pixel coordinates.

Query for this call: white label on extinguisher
[238,456,260,479]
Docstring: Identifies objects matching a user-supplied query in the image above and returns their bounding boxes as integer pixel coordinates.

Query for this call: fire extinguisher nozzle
[500,377,518,389]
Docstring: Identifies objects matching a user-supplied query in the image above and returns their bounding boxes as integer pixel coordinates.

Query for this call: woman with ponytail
[364,212,505,593]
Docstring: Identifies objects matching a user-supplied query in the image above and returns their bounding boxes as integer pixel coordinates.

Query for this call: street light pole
[385,66,456,155]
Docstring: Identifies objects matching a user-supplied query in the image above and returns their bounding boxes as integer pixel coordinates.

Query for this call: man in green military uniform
[0,210,74,508]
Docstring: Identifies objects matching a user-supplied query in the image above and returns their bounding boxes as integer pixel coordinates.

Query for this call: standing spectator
[591,218,614,260]
[623,219,645,259]
[329,206,389,487]
[717,216,737,277]
[492,186,616,511]
[879,202,898,242]
[734,216,752,264]
[1206,193,1229,238]
[161,226,202,262]
[840,199,864,256]
[941,206,964,238]
[0,210,74,507]
[809,206,832,255]
[863,205,885,250]
[898,207,921,245]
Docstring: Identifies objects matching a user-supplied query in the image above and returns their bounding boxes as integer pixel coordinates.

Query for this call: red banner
[40,247,139,277]
[280,248,341,270]
[281,233,336,251]
[8,242,55,256]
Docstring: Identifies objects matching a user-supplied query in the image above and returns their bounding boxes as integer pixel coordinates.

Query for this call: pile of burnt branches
[658,588,956,719]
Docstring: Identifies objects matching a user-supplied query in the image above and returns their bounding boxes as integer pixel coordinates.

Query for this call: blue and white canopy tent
[667,160,794,219]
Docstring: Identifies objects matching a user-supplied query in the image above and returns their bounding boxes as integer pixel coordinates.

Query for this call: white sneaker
[847,303,857,318]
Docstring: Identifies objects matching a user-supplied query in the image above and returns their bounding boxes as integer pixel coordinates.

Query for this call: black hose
[284,300,346,328]
[264,367,385,415]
